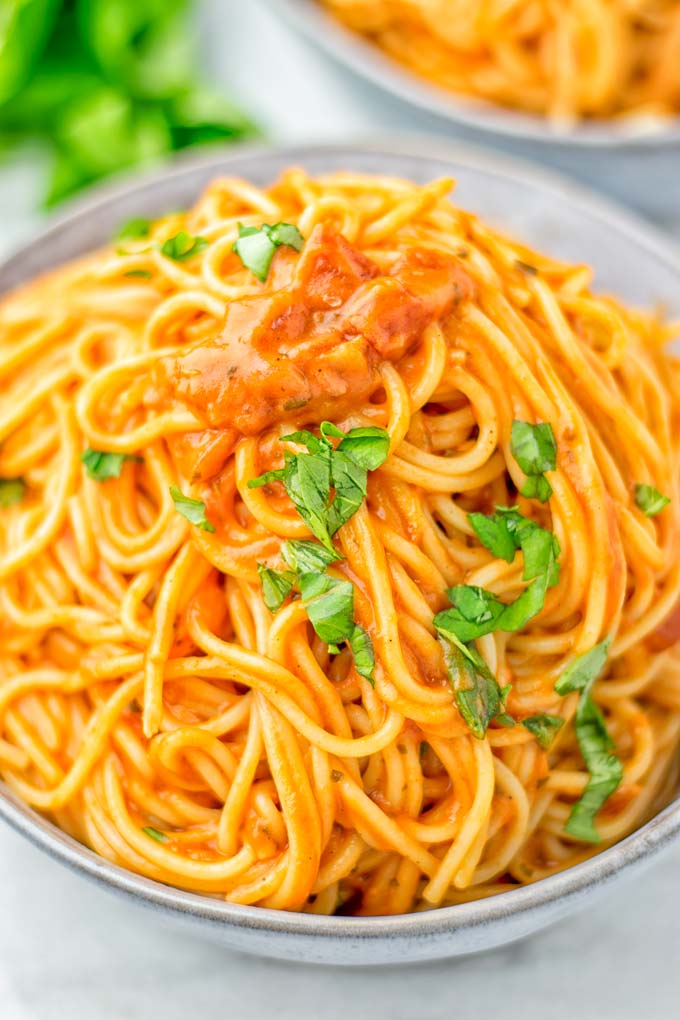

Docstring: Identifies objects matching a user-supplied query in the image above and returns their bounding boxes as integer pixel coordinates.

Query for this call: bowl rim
[1,138,680,948]
[269,0,680,149]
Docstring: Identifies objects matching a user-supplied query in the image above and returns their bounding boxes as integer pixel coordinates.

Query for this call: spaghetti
[320,1,680,123]
[1,169,680,915]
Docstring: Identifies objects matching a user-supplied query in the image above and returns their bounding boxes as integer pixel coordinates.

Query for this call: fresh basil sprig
[555,639,622,842]
[249,422,390,554]
[511,420,557,503]
[233,221,304,282]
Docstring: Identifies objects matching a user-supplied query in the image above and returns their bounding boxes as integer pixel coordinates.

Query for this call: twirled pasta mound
[1,169,679,915]
[321,1,680,123]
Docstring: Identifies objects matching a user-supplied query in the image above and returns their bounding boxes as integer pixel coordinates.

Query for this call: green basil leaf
[334,426,391,471]
[81,448,139,481]
[634,483,670,517]
[160,231,208,262]
[123,268,152,279]
[0,477,25,507]
[169,485,215,533]
[348,624,375,684]
[522,713,564,749]
[247,467,288,489]
[468,511,517,563]
[565,695,622,843]
[0,0,60,106]
[281,539,339,572]
[300,575,355,646]
[511,421,557,474]
[326,449,368,537]
[554,639,610,696]
[115,217,151,241]
[267,221,304,251]
[142,826,167,843]
[520,474,553,503]
[258,564,295,614]
[233,221,304,282]
[440,637,504,739]
[511,420,557,504]
[554,638,620,842]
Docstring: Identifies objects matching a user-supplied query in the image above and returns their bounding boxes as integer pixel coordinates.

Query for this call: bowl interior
[1,140,680,963]
[270,0,680,149]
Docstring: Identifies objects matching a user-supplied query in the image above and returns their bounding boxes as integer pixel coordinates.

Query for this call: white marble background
[1,2,679,1017]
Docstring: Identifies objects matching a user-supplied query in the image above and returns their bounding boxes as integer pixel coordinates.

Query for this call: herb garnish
[233,222,304,282]
[434,517,559,645]
[249,422,390,554]
[142,826,168,843]
[252,424,389,683]
[160,231,208,262]
[81,449,140,481]
[440,636,510,739]
[522,713,564,749]
[0,478,25,507]
[555,639,622,842]
[510,420,557,503]
[257,564,296,615]
[634,483,670,518]
[169,486,216,533]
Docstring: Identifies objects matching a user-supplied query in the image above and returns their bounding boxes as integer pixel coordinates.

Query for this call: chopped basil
[299,573,354,645]
[160,231,208,262]
[115,217,152,241]
[257,564,295,614]
[554,639,611,697]
[0,478,25,507]
[169,485,216,532]
[440,636,507,739]
[347,624,375,682]
[554,639,622,842]
[281,539,338,574]
[123,268,152,279]
[522,714,564,749]
[142,826,167,843]
[469,506,560,585]
[510,421,557,503]
[81,448,139,481]
[233,221,304,282]
[634,483,670,517]
[249,422,390,554]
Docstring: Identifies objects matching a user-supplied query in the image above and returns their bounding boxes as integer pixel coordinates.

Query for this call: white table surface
[1,1,679,1016]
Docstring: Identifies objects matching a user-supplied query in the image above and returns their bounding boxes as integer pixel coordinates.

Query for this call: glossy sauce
[152,225,473,481]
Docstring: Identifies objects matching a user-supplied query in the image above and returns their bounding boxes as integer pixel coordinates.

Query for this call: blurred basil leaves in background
[0,0,257,206]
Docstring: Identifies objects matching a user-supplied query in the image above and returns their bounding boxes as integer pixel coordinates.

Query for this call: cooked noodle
[1,169,680,915]
[320,1,680,123]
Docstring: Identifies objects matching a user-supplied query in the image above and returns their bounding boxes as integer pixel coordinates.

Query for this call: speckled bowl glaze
[1,141,680,965]
[270,0,680,149]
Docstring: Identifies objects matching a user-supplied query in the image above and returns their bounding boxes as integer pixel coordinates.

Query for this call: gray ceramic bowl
[270,0,680,149]
[1,141,680,965]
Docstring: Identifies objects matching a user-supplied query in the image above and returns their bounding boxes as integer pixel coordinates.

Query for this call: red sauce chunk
[151,224,473,438]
